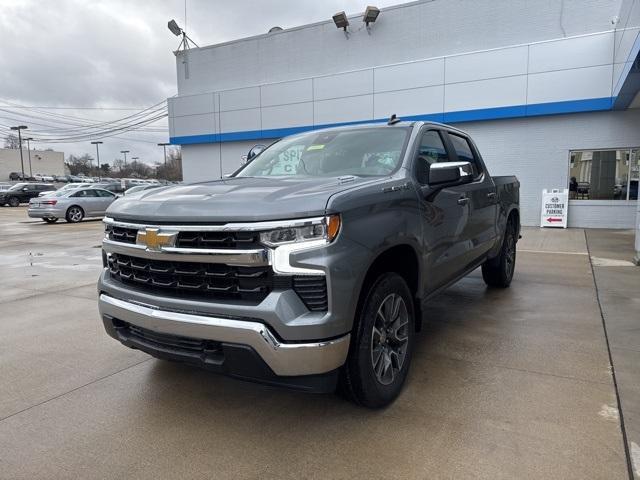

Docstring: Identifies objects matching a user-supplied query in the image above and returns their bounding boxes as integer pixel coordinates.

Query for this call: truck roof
[304,119,469,137]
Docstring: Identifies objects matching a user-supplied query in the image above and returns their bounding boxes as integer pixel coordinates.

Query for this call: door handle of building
[487,192,497,199]
[457,196,470,206]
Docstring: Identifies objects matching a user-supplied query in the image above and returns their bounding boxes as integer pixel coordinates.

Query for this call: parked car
[0,183,55,206]
[0,183,11,192]
[93,182,126,194]
[28,187,118,223]
[98,120,520,407]
[9,172,27,181]
[53,175,70,183]
[123,184,162,195]
[33,173,54,182]
[38,182,93,197]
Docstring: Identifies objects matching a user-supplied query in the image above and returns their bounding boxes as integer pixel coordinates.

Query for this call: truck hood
[107,176,378,223]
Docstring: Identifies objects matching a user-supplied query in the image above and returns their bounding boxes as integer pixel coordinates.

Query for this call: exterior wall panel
[527,64,614,104]
[444,76,528,112]
[373,85,444,118]
[373,58,444,92]
[528,32,614,72]
[445,46,528,83]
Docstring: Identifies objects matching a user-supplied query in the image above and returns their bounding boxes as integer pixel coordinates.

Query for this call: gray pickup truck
[98,120,519,408]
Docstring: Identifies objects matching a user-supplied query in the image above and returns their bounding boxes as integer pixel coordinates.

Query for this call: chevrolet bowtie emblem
[136,228,177,251]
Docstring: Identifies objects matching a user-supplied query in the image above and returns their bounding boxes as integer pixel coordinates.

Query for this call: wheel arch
[355,244,423,333]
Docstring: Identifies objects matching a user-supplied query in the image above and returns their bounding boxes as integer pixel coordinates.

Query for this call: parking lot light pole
[91,141,103,181]
[120,150,129,166]
[24,137,34,177]
[10,125,28,178]
[158,142,170,166]
[635,198,640,265]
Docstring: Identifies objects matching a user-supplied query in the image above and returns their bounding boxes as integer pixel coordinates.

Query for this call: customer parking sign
[540,189,569,228]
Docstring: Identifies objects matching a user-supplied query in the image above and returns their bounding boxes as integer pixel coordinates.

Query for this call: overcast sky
[0,0,403,168]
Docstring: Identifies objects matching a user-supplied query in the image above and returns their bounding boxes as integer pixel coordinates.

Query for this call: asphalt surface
[0,206,637,479]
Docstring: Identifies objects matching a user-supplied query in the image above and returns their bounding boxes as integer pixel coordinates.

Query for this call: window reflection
[569,148,639,200]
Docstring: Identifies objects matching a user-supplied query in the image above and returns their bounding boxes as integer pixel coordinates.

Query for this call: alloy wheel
[68,207,83,222]
[370,293,409,386]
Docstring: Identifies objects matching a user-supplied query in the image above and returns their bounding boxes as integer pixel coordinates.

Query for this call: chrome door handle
[487,192,496,199]
[457,196,470,206]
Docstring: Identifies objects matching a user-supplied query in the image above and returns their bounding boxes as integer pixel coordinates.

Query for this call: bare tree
[155,149,183,181]
[4,134,20,149]
[65,154,95,175]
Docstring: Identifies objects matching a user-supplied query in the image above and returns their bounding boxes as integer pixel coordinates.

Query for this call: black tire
[43,218,58,224]
[482,217,517,288]
[8,196,20,207]
[340,272,415,408]
[65,206,84,223]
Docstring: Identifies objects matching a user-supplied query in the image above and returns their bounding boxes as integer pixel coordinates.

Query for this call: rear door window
[448,134,482,177]
[73,189,98,197]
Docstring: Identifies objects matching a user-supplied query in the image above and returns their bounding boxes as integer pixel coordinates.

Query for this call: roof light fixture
[332,11,349,31]
[363,6,380,26]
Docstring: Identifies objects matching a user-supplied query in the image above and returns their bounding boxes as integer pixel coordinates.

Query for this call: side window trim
[413,128,451,185]
[442,130,484,180]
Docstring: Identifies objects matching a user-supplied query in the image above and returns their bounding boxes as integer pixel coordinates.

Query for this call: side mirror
[420,161,474,199]
[429,161,473,186]
[246,144,266,163]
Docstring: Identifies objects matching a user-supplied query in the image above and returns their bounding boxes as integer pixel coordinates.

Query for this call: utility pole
[158,142,170,166]
[24,137,33,177]
[91,141,103,180]
[10,125,27,179]
[120,150,130,166]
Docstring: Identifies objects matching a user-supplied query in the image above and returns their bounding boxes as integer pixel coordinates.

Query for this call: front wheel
[482,218,517,288]
[8,197,20,207]
[65,206,84,223]
[340,272,415,408]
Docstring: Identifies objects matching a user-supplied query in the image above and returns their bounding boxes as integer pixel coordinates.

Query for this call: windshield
[8,183,28,191]
[235,127,410,178]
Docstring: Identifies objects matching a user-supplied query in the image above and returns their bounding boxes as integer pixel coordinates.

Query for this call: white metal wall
[176,0,626,95]
[170,27,640,144]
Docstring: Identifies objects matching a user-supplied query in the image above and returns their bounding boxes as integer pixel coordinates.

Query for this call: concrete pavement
[0,206,635,479]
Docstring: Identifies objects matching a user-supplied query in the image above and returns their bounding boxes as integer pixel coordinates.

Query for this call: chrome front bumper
[98,294,350,376]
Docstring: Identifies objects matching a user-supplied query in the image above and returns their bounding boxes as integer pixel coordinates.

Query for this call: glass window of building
[568,148,639,201]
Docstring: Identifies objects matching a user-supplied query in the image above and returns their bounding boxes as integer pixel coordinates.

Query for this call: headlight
[260,215,341,247]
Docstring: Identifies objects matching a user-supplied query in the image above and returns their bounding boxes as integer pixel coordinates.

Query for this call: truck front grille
[105,225,261,250]
[107,253,271,302]
[106,225,137,244]
[106,253,329,311]
[176,231,260,249]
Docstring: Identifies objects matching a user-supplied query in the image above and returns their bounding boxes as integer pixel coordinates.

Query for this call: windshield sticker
[307,144,325,151]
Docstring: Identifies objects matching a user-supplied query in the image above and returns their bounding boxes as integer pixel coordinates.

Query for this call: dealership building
[168,0,640,228]
[0,147,65,181]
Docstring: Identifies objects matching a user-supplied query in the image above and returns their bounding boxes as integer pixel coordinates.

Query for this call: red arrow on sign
[546,217,562,223]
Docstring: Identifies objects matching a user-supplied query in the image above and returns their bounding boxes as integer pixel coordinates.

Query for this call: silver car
[28,187,118,223]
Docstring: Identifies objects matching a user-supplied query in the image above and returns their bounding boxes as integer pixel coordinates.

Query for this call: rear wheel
[482,217,517,288]
[8,197,20,207]
[43,218,58,224]
[340,272,415,408]
[65,206,84,223]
